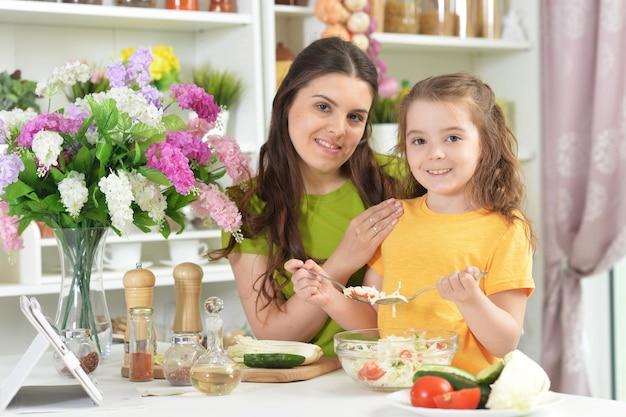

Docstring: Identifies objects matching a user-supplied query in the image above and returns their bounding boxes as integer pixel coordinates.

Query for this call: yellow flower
[120,45,181,91]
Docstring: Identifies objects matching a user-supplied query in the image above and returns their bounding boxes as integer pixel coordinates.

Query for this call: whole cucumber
[243,353,306,369]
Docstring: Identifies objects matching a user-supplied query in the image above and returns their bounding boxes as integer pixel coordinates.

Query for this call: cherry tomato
[357,360,385,381]
[432,387,482,409]
[410,376,454,408]
[400,349,412,359]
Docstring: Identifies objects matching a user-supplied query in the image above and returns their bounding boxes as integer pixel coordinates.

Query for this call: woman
[211,37,406,355]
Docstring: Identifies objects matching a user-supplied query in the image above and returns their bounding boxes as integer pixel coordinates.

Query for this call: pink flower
[17,113,82,148]
[170,84,220,124]
[0,201,23,255]
[145,142,195,194]
[204,134,252,185]
[166,130,212,165]
[191,183,242,235]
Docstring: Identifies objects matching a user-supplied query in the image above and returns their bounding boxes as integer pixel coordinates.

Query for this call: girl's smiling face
[404,99,481,213]
[287,73,373,191]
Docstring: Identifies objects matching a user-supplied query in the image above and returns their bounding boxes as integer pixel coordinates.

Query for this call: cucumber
[412,364,479,389]
[243,353,306,369]
[478,383,492,409]
[475,361,504,385]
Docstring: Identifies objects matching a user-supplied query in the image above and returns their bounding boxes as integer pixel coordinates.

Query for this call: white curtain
[541,0,626,395]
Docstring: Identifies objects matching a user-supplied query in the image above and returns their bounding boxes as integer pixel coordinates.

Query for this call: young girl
[211,37,407,356]
[289,72,535,373]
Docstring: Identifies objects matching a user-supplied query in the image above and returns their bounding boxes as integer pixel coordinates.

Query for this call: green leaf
[137,166,171,186]
[162,113,187,131]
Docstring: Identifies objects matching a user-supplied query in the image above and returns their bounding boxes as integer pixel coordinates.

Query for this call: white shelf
[0,1,252,32]
[39,228,223,247]
[274,4,313,18]
[372,32,531,53]
[0,262,233,298]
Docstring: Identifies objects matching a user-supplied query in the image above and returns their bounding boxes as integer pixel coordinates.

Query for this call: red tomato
[400,349,412,359]
[357,360,385,381]
[410,376,454,408]
[433,387,482,409]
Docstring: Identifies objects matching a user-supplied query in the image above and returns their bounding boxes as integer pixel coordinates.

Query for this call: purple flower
[0,153,24,193]
[145,142,195,194]
[126,47,153,88]
[170,84,220,123]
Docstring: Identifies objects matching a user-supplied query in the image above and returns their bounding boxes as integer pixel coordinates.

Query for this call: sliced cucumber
[476,360,504,385]
[412,364,479,389]
[243,353,306,369]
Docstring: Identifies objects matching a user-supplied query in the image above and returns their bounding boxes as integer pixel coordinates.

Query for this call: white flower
[35,60,91,98]
[58,171,88,218]
[128,171,167,226]
[0,109,38,139]
[31,130,63,176]
[98,170,134,235]
[81,87,165,131]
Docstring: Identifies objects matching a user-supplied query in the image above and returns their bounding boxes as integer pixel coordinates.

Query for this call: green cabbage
[486,349,551,410]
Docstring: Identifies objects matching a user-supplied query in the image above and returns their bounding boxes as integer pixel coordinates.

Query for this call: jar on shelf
[384,0,420,34]
[419,0,460,36]
[116,0,156,7]
[209,0,236,12]
[477,0,503,38]
[163,333,205,386]
[53,329,100,377]
[166,0,199,10]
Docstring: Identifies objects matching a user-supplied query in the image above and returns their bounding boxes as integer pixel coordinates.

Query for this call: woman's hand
[286,259,339,307]
[324,198,403,282]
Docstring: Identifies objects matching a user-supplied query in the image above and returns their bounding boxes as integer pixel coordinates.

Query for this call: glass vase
[53,227,112,360]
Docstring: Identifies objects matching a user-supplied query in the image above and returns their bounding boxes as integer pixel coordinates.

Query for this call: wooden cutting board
[240,356,341,383]
[121,357,342,382]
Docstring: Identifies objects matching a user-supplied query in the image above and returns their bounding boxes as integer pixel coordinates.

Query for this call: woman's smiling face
[287,73,373,183]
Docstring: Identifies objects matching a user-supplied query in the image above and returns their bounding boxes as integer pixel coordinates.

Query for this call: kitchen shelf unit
[0,0,266,297]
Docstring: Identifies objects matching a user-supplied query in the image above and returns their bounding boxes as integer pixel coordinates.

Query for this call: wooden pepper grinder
[122,263,156,368]
[172,262,204,334]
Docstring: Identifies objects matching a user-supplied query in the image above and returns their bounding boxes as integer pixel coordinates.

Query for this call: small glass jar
[209,0,235,12]
[384,0,420,34]
[129,306,155,382]
[163,333,205,386]
[419,0,460,36]
[116,0,156,7]
[166,0,199,10]
[54,329,100,377]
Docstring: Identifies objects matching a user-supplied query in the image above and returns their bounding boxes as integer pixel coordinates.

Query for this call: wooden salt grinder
[172,262,204,334]
[122,263,156,367]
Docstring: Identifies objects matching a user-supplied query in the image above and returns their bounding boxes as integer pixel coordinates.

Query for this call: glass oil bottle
[190,296,241,395]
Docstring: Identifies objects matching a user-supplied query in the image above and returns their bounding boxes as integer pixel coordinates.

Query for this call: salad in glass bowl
[334,328,458,391]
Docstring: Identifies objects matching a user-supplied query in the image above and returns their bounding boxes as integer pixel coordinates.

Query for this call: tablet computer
[0,295,103,411]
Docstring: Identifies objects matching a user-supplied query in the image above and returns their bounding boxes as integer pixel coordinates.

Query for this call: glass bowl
[334,328,458,392]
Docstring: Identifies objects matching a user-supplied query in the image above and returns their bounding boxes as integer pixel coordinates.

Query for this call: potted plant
[0,70,40,112]
[192,65,244,135]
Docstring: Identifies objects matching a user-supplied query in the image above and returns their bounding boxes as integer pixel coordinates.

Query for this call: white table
[2,344,626,416]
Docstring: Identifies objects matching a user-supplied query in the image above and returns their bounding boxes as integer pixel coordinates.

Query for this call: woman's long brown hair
[210,37,403,314]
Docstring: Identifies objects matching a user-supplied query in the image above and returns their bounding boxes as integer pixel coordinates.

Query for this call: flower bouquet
[0,47,252,356]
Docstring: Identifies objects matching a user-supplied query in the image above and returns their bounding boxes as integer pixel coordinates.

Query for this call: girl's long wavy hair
[396,72,536,250]
[210,37,404,313]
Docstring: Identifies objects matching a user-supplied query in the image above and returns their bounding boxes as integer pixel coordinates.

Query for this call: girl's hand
[286,259,338,307]
[436,266,483,302]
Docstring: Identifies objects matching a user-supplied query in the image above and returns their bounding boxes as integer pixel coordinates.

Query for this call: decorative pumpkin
[315,0,351,24]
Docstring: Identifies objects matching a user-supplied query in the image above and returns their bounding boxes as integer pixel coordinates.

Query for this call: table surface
[1,344,626,416]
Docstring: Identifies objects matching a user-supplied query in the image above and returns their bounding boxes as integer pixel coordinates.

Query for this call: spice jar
[190,297,241,395]
[209,0,235,12]
[54,329,100,377]
[116,0,156,7]
[166,0,198,10]
[384,0,420,34]
[163,333,205,386]
[129,306,155,382]
[419,0,460,36]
